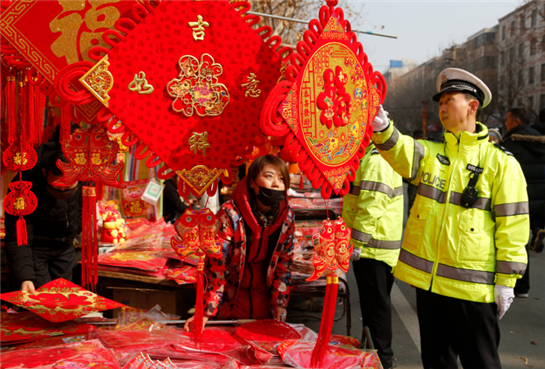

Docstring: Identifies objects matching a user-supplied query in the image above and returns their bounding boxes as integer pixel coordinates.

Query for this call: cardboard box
[109,287,179,318]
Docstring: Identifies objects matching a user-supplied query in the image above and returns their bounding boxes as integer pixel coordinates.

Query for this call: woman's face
[251,164,285,193]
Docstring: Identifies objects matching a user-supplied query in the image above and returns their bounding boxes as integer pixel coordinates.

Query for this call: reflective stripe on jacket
[342,144,403,268]
[372,122,529,303]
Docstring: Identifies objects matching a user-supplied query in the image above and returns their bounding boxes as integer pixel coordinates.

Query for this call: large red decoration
[261,0,386,199]
[0,278,125,323]
[0,0,148,123]
[171,208,221,343]
[55,0,290,196]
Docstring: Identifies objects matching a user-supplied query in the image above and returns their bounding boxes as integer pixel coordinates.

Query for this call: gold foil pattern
[79,55,114,107]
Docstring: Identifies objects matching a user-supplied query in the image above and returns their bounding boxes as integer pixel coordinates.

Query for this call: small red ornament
[2,139,38,172]
[3,181,37,217]
[3,181,38,247]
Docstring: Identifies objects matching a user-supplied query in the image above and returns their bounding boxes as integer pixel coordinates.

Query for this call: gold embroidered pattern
[176,166,223,197]
[13,152,28,166]
[166,54,230,117]
[79,56,114,107]
[241,73,261,98]
[14,197,25,210]
[49,1,121,64]
[74,153,87,165]
[188,15,209,41]
[128,71,154,94]
[188,132,211,157]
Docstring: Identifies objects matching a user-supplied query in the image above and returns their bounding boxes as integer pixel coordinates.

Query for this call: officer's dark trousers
[353,258,394,369]
[32,245,75,289]
[416,288,501,369]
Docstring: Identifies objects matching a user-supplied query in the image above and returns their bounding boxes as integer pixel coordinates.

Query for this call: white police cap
[433,68,492,108]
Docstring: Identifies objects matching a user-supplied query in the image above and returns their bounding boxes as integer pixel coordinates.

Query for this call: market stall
[1,0,386,367]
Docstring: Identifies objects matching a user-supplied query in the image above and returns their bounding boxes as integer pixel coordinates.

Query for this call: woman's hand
[21,280,35,294]
[274,306,287,322]
[183,314,210,332]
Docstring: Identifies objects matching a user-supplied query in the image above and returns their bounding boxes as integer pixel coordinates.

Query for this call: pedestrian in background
[501,107,545,298]
[371,68,529,369]
[343,143,403,369]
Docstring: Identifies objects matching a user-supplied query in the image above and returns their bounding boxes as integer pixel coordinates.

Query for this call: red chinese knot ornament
[3,181,38,247]
[261,1,386,199]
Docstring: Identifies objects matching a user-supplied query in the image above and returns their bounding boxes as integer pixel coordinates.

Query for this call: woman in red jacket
[185,155,295,331]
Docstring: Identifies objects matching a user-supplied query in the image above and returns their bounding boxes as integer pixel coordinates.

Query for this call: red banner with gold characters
[0,0,143,122]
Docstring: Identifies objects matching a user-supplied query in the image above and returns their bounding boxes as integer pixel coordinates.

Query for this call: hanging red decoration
[55,0,291,196]
[171,208,222,344]
[54,127,123,186]
[3,181,38,246]
[305,218,353,368]
[261,0,386,199]
[54,127,123,291]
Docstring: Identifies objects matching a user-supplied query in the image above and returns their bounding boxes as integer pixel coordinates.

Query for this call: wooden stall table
[97,269,195,318]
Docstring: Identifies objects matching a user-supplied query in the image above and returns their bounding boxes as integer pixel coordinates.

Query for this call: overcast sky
[347,1,522,73]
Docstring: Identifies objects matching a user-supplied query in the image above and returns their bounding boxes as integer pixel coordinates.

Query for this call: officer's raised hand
[372,105,389,132]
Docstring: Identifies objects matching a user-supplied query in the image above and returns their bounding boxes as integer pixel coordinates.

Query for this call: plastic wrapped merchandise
[277,340,383,369]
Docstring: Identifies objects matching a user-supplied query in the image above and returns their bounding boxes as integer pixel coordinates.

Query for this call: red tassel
[193,260,205,345]
[27,78,35,147]
[310,274,339,368]
[95,181,104,202]
[7,75,16,145]
[299,172,304,189]
[60,104,71,141]
[33,83,45,148]
[82,187,98,291]
[16,217,28,246]
[81,188,87,287]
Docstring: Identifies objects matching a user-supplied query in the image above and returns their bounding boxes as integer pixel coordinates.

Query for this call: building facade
[384,0,545,133]
[498,0,545,119]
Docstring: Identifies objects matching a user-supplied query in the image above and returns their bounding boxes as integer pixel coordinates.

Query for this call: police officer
[342,143,403,369]
[371,68,529,368]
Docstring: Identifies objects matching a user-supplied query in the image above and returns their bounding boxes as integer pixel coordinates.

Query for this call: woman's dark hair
[247,155,290,190]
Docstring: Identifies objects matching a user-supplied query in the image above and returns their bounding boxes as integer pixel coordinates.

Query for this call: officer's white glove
[372,105,389,132]
[494,284,514,319]
[350,247,362,261]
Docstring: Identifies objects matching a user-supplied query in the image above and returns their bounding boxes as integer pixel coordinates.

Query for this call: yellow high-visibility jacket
[343,144,403,268]
[372,122,529,303]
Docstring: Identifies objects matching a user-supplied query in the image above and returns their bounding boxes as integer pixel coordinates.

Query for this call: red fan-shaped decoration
[261,0,386,199]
